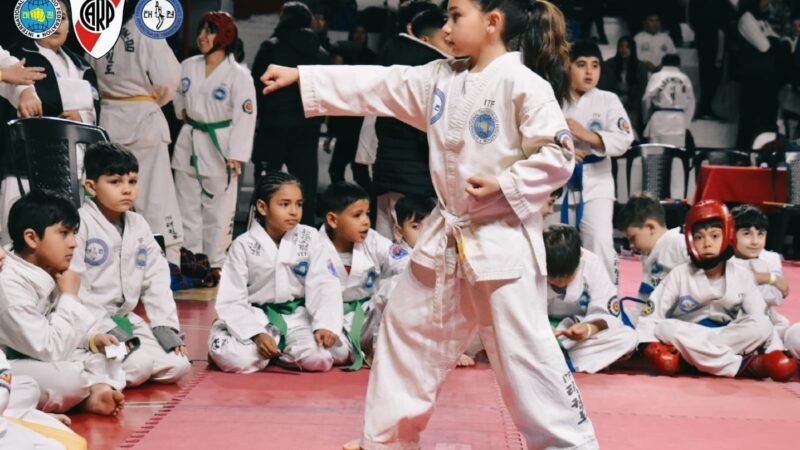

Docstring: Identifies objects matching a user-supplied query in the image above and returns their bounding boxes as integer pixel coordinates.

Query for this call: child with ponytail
[261,1,598,448]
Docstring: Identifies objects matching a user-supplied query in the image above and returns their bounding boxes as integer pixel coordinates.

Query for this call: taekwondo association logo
[14,0,62,39]
[135,0,183,39]
[71,0,125,59]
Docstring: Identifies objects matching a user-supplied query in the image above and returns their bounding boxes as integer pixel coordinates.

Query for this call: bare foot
[342,438,362,450]
[457,353,475,368]
[81,384,125,416]
[48,413,71,426]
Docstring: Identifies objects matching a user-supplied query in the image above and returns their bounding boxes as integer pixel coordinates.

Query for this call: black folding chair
[5,117,109,208]
[621,143,692,229]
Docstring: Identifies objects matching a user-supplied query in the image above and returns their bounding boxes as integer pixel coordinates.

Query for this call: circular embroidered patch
[85,238,109,266]
[469,108,498,144]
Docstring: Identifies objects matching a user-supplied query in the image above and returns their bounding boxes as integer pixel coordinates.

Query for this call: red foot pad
[645,342,683,376]
[751,351,798,382]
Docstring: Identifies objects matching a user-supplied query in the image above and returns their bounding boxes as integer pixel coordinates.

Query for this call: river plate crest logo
[71,0,125,59]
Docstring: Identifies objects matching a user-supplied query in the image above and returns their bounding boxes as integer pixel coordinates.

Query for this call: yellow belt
[101,94,156,102]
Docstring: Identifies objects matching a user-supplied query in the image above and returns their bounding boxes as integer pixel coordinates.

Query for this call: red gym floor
[69,258,800,449]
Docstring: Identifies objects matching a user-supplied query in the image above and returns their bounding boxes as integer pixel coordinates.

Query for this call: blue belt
[697,318,726,328]
[561,154,605,229]
[653,107,685,112]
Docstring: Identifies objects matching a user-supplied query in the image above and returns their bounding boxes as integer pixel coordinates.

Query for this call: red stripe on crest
[75,20,100,52]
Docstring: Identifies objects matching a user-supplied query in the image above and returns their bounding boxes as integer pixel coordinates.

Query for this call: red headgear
[200,11,237,51]
[684,200,736,269]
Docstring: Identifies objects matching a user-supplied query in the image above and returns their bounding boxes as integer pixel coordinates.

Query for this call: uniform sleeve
[582,253,621,328]
[497,94,574,223]
[741,274,769,318]
[0,285,94,362]
[595,92,634,157]
[355,116,378,165]
[298,64,432,132]
[214,241,267,341]
[145,38,181,104]
[173,63,187,120]
[739,13,771,52]
[683,75,696,125]
[0,47,26,106]
[140,232,180,330]
[224,69,256,163]
[636,268,680,343]
[304,238,344,333]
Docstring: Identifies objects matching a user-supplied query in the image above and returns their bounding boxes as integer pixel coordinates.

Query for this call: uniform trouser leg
[578,198,617,284]
[208,320,271,374]
[375,192,403,240]
[128,138,184,261]
[6,375,74,432]
[9,361,88,413]
[278,307,335,372]
[764,308,791,352]
[122,321,191,387]
[655,316,773,377]
[361,249,598,449]
[562,326,638,374]
[0,421,66,450]
[174,170,203,255]
[199,175,238,268]
[784,323,800,359]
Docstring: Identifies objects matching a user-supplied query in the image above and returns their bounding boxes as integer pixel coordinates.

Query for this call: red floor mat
[125,365,523,450]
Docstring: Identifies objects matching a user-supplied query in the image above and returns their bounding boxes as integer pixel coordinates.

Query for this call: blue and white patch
[430,88,445,125]
[293,260,309,277]
[180,77,190,94]
[213,87,226,101]
[85,238,109,266]
[578,291,591,308]
[135,0,184,39]
[607,296,621,317]
[135,246,147,269]
[364,270,377,288]
[555,129,574,160]
[677,295,701,313]
[327,259,337,277]
[389,243,408,260]
[651,261,664,275]
[588,120,603,132]
[469,108,498,144]
[0,368,11,392]
[210,336,228,351]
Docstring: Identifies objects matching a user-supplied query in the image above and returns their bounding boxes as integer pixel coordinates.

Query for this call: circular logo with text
[79,0,116,33]
[14,0,62,39]
[134,0,183,39]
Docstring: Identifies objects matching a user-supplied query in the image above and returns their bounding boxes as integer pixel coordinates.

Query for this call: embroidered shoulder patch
[389,244,408,260]
[85,238,109,266]
[607,296,621,317]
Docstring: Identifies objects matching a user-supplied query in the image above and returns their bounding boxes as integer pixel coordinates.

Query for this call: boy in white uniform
[544,225,637,373]
[89,7,184,264]
[209,172,341,373]
[555,41,634,284]
[642,54,695,147]
[615,193,689,325]
[731,205,792,352]
[172,12,256,277]
[313,183,411,370]
[69,144,190,387]
[0,191,125,415]
[638,200,795,381]
[634,12,677,72]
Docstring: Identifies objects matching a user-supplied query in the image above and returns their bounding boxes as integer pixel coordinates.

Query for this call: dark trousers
[329,131,372,191]
[695,30,722,115]
[737,78,779,149]
[253,123,321,226]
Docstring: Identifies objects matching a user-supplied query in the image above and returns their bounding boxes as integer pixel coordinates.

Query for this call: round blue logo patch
[85,238,109,266]
[588,120,603,132]
[389,244,408,260]
[134,0,183,39]
[293,260,309,277]
[470,108,498,144]
[678,295,700,313]
[180,77,190,94]
[14,0,62,39]
[430,88,445,125]
[213,87,226,101]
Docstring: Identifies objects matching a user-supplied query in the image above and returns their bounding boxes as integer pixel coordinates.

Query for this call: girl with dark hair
[172,12,256,284]
[208,171,343,374]
[260,0,598,447]
[251,1,330,226]
[600,36,648,133]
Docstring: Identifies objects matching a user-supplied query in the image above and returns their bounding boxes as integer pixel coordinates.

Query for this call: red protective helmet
[200,11,237,51]
[684,200,736,269]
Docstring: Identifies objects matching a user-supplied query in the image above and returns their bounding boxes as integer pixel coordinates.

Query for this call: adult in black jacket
[372,3,449,237]
[252,1,330,226]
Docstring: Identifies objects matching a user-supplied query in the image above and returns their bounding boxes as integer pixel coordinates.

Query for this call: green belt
[112,314,133,336]
[256,298,305,352]
[550,317,576,372]
[5,348,28,360]
[343,297,370,371]
[186,115,233,198]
